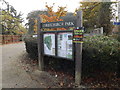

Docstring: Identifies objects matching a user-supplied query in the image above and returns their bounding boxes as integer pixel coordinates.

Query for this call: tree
[39,4,67,31]
[98,2,113,35]
[80,2,115,35]
[26,10,48,34]
[0,0,26,35]
[61,12,76,21]
[26,10,48,20]
[27,5,74,33]
[80,2,100,28]
[40,4,67,22]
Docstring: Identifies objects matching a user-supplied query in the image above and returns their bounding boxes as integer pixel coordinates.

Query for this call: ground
[1,42,61,88]
[1,42,120,89]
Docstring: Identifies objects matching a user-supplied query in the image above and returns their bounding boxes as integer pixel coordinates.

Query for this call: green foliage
[61,12,76,21]
[24,36,38,58]
[83,35,120,76]
[117,35,120,42]
[80,2,116,35]
[98,2,114,35]
[1,0,26,35]
[26,10,48,34]
[80,2,100,28]
[26,10,48,20]
[111,33,120,42]
[25,35,120,77]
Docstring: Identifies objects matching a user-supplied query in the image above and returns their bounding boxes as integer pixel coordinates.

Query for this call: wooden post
[37,17,44,71]
[75,10,83,85]
[118,1,120,33]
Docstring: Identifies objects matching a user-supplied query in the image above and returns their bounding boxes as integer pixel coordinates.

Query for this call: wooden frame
[43,30,74,61]
[37,11,83,86]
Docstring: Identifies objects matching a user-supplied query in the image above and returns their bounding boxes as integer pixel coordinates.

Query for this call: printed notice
[44,34,55,55]
[73,27,84,43]
[57,33,73,59]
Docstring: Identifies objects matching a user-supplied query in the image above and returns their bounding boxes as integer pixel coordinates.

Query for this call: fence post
[37,17,44,71]
[2,35,4,44]
[75,10,83,86]
[5,35,6,44]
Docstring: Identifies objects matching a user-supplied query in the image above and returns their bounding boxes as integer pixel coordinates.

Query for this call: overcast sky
[3,0,118,24]
[4,0,81,24]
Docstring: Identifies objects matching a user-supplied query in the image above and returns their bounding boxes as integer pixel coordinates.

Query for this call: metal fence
[0,35,22,44]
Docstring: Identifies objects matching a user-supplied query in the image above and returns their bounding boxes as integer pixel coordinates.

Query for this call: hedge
[24,35,120,77]
[83,35,120,77]
[24,36,38,58]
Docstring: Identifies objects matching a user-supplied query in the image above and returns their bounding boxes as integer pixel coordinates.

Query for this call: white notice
[44,34,55,55]
[58,33,73,59]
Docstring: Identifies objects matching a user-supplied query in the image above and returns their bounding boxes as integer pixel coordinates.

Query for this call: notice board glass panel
[44,33,55,55]
[57,33,73,59]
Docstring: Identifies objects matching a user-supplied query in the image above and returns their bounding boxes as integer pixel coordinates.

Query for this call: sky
[3,0,119,24]
[4,0,81,24]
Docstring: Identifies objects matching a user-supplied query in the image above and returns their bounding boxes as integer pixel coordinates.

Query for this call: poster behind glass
[57,33,73,59]
[44,34,55,55]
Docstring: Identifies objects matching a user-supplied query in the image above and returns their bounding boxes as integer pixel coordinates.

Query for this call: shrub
[83,35,120,77]
[117,35,120,42]
[24,36,38,58]
[24,35,120,78]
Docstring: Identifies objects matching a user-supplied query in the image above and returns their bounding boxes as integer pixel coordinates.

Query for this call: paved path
[1,42,59,88]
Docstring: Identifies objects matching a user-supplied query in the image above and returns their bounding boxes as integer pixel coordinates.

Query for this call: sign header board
[41,21,76,28]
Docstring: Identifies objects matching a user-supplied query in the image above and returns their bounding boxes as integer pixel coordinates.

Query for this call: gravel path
[1,42,60,88]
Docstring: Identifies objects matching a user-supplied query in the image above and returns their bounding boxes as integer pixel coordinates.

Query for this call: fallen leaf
[60,82,64,86]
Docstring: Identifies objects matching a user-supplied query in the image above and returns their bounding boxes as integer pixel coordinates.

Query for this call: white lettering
[65,22,74,26]
[42,21,75,28]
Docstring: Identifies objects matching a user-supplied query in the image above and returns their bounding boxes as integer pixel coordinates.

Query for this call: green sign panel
[41,21,76,28]
[73,27,84,43]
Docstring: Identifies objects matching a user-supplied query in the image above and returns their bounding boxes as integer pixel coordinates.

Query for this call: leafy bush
[83,35,120,77]
[24,36,38,58]
[111,33,120,42]
[24,35,120,78]
[117,35,120,42]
